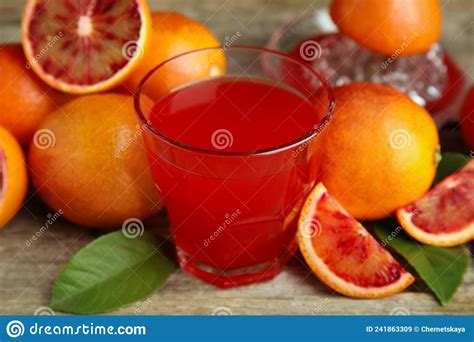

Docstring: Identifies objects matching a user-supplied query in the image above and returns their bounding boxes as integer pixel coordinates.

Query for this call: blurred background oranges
[330,0,442,55]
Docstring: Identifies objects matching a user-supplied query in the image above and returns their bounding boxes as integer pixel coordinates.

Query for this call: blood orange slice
[397,160,474,247]
[21,0,151,94]
[298,183,414,298]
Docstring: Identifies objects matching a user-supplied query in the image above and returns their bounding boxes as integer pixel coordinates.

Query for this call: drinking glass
[135,46,334,287]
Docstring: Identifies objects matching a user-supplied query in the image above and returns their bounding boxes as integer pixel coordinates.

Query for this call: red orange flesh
[298,183,414,298]
[397,160,474,247]
[22,0,151,94]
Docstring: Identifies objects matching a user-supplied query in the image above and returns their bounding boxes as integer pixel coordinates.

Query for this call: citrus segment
[22,0,151,94]
[298,183,414,298]
[397,160,474,247]
[0,127,28,228]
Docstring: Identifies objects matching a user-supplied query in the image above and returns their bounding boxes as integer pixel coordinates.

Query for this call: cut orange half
[0,127,28,228]
[298,183,414,298]
[21,0,151,94]
[397,160,474,247]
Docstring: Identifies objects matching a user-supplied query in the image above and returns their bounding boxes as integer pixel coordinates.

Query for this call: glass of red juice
[134,46,334,288]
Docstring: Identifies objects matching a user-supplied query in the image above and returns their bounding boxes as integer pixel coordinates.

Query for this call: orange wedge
[397,160,474,247]
[298,183,414,298]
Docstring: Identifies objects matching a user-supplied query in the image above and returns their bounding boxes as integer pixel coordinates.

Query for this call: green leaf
[50,231,174,314]
[434,152,469,184]
[374,224,470,306]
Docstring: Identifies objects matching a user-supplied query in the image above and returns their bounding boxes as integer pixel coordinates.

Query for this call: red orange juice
[135,47,333,287]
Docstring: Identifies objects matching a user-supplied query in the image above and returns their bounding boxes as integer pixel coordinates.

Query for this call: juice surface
[149,77,320,152]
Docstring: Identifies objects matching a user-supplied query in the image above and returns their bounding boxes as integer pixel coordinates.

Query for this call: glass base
[177,241,297,288]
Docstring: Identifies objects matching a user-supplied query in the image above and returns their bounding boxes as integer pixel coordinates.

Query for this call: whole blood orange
[298,183,414,298]
[0,44,70,145]
[318,83,440,220]
[397,160,474,247]
[330,0,442,56]
[28,94,161,228]
[22,0,152,94]
[123,11,225,97]
[0,127,28,228]
[460,86,474,151]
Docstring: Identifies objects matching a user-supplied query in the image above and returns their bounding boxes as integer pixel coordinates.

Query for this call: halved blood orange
[0,127,28,228]
[298,183,414,298]
[21,0,151,94]
[397,160,474,247]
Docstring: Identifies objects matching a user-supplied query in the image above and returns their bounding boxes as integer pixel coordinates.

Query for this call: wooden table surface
[0,0,473,315]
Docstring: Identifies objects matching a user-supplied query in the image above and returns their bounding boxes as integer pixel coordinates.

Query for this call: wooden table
[0,0,473,315]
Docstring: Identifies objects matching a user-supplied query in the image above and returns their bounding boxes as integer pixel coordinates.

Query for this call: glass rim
[134,45,335,157]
